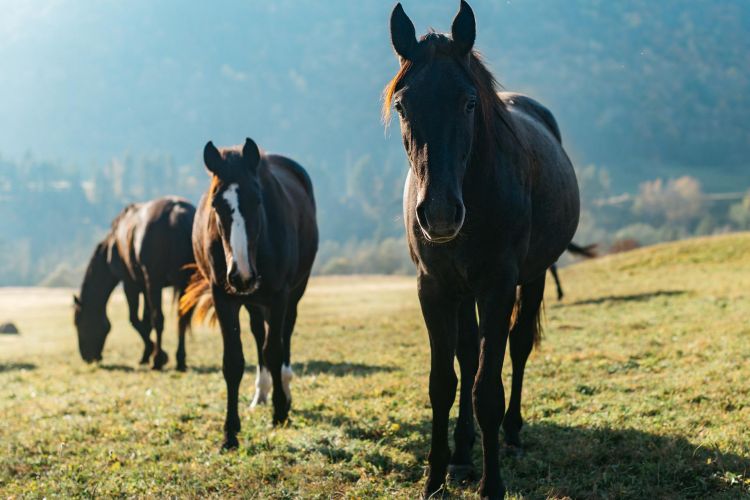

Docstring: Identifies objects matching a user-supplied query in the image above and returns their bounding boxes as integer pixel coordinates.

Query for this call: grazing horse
[74,196,196,370]
[180,138,317,450]
[385,3,580,498]
[549,242,597,300]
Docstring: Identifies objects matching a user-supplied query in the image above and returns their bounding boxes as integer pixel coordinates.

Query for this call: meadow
[1,233,749,498]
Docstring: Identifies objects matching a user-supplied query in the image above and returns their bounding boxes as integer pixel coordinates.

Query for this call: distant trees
[0,155,748,286]
[573,166,748,253]
[728,192,750,230]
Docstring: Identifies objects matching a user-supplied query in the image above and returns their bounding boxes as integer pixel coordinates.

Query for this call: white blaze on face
[222,183,251,279]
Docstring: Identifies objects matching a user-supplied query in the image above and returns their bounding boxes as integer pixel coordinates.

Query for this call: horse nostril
[416,203,429,230]
[227,268,240,286]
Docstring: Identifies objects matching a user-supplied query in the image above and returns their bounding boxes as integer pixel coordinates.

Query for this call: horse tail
[509,282,545,348]
[532,299,544,348]
[567,242,597,258]
[179,265,215,325]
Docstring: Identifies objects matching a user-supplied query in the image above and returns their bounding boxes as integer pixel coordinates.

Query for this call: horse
[549,242,597,300]
[179,138,318,450]
[74,196,196,371]
[385,3,581,498]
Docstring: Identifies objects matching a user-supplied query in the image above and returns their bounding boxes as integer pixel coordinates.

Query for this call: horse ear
[242,137,261,174]
[390,3,417,62]
[203,141,225,177]
[73,295,81,307]
[451,0,476,57]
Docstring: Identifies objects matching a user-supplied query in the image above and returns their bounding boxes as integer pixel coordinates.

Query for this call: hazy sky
[1,0,747,189]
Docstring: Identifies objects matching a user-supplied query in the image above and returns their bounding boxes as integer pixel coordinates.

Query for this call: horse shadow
[0,362,36,373]
[560,290,688,308]
[293,408,749,498]
[98,363,136,372]
[189,360,397,377]
[295,360,398,377]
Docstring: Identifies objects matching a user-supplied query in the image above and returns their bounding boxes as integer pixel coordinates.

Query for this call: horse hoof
[272,415,290,427]
[479,486,506,500]
[448,463,475,482]
[176,363,187,372]
[221,436,239,451]
[152,351,168,370]
[250,396,267,409]
[422,481,446,499]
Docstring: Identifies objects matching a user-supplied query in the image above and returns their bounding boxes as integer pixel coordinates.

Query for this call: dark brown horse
[74,196,196,370]
[549,242,597,300]
[386,3,581,498]
[180,138,317,450]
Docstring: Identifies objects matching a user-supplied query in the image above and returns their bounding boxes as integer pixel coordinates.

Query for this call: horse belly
[521,156,580,283]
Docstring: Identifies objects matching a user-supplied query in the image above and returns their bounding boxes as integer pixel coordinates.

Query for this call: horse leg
[280,297,299,404]
[144,277,167,370]
[264,295,290,425]
[549,263,563,301]
[123,280,152,364]
[175,299,193,372]
[418,275,459,498]
[474,272,518,500]
[449,297,479,480]
[503,274,545,451]
[249,305,271,408]
[213,289,243,450]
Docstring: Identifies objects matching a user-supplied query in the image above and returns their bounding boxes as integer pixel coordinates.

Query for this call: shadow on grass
[505,422,750,498]
[291,408,749,498]
[98,363,136,372]
[189,360,397,377]
[563,290,687,307]
[296,360,398,377]
[0,362,36,373]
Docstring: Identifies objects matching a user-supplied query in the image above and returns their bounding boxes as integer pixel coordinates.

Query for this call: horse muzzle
[227,268,262,295]
[415,197,465,243]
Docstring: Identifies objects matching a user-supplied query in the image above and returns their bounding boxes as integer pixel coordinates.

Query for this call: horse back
[264,154,316,209]
[112,197,195,288]
[499,92,562,144]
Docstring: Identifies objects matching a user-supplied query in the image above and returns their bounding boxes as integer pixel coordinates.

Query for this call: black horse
[74,196,196,370]
[180,138,318,450]
[385,3,581,498]
[549,242,597,300]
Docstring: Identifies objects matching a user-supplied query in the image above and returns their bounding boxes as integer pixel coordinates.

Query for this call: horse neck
[80,241,120,310]
[464,105,526,199]
[256,194,275,268]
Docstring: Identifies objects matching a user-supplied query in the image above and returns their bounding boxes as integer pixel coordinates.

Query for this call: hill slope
[1,234,748,497]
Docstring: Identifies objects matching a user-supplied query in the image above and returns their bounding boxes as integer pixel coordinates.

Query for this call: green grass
[2,233,750,498]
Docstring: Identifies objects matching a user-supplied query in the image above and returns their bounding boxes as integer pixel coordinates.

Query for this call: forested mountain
[1,0,748,284]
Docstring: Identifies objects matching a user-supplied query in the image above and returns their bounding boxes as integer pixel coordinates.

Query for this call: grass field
[1,233,750,498]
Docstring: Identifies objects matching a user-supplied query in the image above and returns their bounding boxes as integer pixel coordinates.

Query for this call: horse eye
[394,101,404,115]
[466,99,476,113]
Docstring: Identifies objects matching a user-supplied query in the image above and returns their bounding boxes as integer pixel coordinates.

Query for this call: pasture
[1,233,749,498]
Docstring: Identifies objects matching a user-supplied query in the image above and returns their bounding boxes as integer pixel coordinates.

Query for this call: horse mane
[178,176,222,326]
[382,33,534,180]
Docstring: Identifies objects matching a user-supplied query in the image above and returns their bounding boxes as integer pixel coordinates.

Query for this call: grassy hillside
[1,234,749,498]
